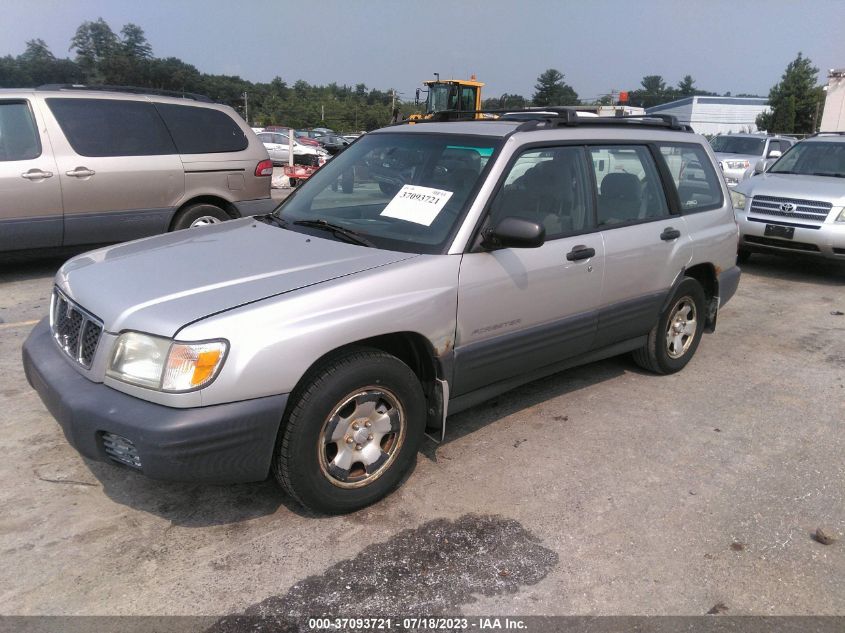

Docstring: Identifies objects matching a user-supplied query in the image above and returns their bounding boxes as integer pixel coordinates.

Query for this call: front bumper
[22,318,288,484]
[737,213,845,259]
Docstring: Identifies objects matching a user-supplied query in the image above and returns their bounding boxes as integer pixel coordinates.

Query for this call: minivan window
[0,101,41,161]
[46,98,176,157]
[589,146,669,225]
[657,143,723,212]
[155,103,248,154]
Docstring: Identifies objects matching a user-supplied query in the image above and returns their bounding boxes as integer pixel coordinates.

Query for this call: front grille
[745,235,820,252]
[101,432,142,469]
[50,289,103,368]
[749,195,833,222]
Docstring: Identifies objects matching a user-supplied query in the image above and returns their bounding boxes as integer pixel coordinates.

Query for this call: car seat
[599,172,641,223]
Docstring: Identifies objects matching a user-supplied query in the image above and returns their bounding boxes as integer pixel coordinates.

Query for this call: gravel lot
[0,250,842,621]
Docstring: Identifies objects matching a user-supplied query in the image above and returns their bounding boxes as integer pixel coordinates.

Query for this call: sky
[1,0,844,102]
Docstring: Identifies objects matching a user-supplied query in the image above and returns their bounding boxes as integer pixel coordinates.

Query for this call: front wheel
[273,348,426,514]
[633,278,706,375]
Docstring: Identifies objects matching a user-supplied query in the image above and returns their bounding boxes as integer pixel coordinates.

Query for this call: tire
[633,278,706,375]
[273,348,426,514]
[171,203,230,231]
[737,248,752,264]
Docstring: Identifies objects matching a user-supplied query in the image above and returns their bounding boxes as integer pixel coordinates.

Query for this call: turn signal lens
[162,341,227,391]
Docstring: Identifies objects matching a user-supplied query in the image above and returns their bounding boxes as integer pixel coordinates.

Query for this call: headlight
[837,208,845,223]
[726,160,750,170]
[730,190,747,211]
[107,332,227,392]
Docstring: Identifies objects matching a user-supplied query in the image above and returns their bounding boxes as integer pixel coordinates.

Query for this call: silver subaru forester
[23,112,740,514]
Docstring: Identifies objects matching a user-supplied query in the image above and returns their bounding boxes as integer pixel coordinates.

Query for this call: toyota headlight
[726,160,750,170]
[730,190,747,211]
[837,208,845,223]
[107,332,227,392]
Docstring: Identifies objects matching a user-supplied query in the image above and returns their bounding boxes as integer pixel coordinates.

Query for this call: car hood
[715,152,757,163]
[56,219,418,337]
[735,172,845,206]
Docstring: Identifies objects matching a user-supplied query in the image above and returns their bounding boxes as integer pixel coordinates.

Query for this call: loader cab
[418,77,484,120]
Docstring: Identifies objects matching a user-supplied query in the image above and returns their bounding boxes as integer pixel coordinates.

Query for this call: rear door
[43,97,185,246]
[588,144,691,348]
[454,145,605,396]
[0,97,63,250]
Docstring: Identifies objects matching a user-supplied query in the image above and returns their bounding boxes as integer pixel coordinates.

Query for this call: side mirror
[767,149,782,159]
[482,217,545,249]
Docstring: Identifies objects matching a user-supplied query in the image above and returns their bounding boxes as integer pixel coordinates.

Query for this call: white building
[646,96,769,135]
[820,68,845,132]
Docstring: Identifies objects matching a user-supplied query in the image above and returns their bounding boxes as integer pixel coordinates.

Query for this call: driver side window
[488,146,593,240]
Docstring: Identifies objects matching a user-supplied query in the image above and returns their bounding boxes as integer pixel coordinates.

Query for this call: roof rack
[393,107,693,132]
[36,84,215,103]
[806,131,845,138]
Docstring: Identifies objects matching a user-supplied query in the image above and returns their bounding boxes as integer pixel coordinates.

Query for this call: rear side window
[46,98,176,157]
[657,144,723,212]
[0,100,41,161]
[156,104,248,154]
[589,146,669,226]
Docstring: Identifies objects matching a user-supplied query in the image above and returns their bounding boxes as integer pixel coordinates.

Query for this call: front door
[454,145,605,396]
[0,98,63,251]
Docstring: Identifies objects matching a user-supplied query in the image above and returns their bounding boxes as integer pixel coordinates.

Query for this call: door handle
[661,227,681,241]
[66,167,96,178]
[21,169,54,180]
[566,245,596,261]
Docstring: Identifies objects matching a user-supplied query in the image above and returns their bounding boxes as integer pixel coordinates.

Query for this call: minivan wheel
[171,203,231,231]
[632,278,706,375]
[273,348,426,514]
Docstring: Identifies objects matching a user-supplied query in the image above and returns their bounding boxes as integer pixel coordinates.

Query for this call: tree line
[0,18,825,134]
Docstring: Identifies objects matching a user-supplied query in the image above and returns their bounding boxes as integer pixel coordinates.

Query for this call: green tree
[532,68,578,106]
[756,52,824,134]
[677,74,696,96]
[120,24,152,60]
[70,18,119,82]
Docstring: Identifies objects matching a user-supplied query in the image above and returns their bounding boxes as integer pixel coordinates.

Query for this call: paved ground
[0,250,842,621]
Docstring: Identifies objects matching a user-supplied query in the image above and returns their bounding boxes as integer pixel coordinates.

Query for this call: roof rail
[36,84,215,103]
[806,131,845,138]
[392,108,693,132]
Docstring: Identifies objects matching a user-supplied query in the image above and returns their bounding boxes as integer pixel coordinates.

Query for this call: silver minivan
[0,86,275,252]
[23,112,740,514]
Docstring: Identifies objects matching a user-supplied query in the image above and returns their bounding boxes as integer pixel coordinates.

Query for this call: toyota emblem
[780,202,796,213]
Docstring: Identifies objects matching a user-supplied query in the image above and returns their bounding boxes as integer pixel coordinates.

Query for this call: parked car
[256,131,329,166]
[0,86,274,252]
[314,133,349,155]
[732,133,845,262]
[23,112,739,514]
[710,133,796,188]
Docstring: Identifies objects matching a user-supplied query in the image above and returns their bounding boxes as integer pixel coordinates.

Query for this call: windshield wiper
[255,214,290,229]
[292,219,375,247]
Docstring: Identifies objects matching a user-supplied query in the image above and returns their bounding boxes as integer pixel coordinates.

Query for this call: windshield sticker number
[381,185,454,226]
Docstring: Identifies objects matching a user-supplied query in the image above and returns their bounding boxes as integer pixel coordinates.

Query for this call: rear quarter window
[0,100,41,161]
[156,104,248,154]
[657,143,724,212]
[46,98,176,157]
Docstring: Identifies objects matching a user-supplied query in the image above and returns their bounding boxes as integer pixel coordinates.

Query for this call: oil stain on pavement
[208,514,558,632]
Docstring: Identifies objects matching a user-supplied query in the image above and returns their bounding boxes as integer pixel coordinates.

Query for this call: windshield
[276,132,501,254]
[768,141,845,177]
[709,136,766,156]
[425,84,456,114]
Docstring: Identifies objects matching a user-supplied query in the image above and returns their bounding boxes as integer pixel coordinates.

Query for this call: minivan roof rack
[806,131,845,138]
[393,108,693,132]
[36,84,215,103]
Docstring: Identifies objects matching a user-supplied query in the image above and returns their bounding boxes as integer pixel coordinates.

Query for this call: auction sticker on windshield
[381,185,454,226]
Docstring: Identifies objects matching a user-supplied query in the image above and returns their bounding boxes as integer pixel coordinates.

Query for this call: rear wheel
[273,348,426,514]
[633,278,706,375]
[171,203,230,231]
